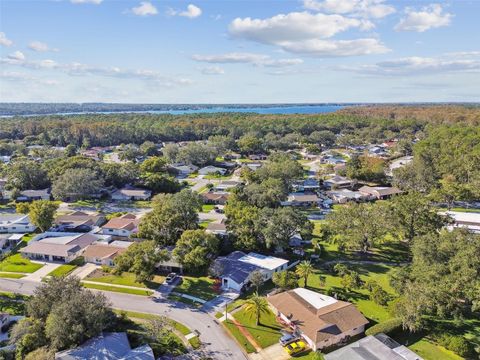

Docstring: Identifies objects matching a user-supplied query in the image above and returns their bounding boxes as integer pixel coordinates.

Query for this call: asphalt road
[0,278,247,360]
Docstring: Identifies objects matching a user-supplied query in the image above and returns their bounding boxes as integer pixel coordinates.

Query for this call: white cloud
[303,0,395,19]
[200,66,225,75]
[0,71,59,85]
[0,56,192,87]
[131,2,158,16]
[395,4,452,32]
[7,51,25,61]
[0,32,13,47]
[70,0,103,4]
[167,4,202,18]
[180,4,202,18]
[192,52,304,67]
[28,41,58,52]
[338,54,480,76]
[228,11,388,57]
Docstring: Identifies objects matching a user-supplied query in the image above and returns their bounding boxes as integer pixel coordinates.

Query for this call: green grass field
[173,276,219,301]
[82,282,153,296]
[47,264,77,278]
[224,320,257,353]
[0,253,43,273]
[201,204,215,212]
[86,270,165,289]
[0,272,26,279]
[233,307,283,349]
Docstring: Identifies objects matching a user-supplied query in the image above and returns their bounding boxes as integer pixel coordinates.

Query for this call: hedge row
[365,317,403,336]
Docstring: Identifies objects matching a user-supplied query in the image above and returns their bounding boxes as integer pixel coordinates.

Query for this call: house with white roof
[213,251,288,292]
[198,165,227,176]
[441,211,480,234]
[0,213,36,234]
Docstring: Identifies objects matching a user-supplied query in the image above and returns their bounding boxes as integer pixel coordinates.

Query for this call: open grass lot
[173,276,219,301]
[0,272,25,279]
[86,270,165,289]
[223,320,256,353]
[0,253,43,273]
[82,282,153,296]
[232,307,283,349]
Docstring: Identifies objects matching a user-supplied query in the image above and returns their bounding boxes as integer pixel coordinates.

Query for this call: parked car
[284,340,307,355]
[165,273,178,284]
[279,333,299,346]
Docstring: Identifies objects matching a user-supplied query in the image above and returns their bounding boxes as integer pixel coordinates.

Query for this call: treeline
[0,111,426,147]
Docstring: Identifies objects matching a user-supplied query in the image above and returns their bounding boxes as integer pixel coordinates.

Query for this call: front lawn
[203,174,231,180]
[0,272,25,279]
[47,264,77,278]
[201,204,215,212]
[0,254,43,273]
[223,320,257,353]
[86,270,165,289]
[82,282,153,296]
[232,307,283,349]
[173,276,218,301]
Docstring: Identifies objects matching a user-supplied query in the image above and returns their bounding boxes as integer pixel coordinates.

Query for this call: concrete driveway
[249,343,289,360]
[0,278,248,360]
[23,262,62,282]
[69,263,98,280]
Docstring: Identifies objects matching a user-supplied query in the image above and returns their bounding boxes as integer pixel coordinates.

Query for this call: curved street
[0,278,247,360]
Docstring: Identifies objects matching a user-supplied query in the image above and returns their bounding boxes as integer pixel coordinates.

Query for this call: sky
[1,0,479,103]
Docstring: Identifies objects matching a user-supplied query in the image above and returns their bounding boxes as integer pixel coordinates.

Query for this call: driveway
[249,343,289,360]
[201,291,239,313]
[23,262,62,282]
[0,278,248,360]
[69,263,98,280]
[156,276,180,297]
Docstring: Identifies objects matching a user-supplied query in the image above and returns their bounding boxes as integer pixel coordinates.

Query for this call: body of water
[0,104,349,117]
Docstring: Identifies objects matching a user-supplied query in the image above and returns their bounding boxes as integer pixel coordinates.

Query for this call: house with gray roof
[213,251,288,292]
[324,333,423,360]
[0,213,36,234]
[55,332,154,360]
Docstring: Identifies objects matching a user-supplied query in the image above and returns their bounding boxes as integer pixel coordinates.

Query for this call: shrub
[436,334,472,357]
[365,317,402,336]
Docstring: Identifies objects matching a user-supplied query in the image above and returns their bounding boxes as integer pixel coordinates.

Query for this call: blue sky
[1,0,479,103]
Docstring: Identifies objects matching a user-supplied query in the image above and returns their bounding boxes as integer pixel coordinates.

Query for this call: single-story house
[245,162,263,171]
[0,213,36,234]
[359,186,402,200]
[322,156,347,165]
[387,156,413,176]
[54,211,106,232]
[111,187,152,201]
[268,288,369,351]
[156,246,183,273]
[201,191,229,205]
[282,193,321,207]
[248,154,267,161]
[20,232,102,263]
[0,233,25,251]
[213,251,288,292]
[214,180,242,191]
[293,179,320,192]
[15,188,51,202]
[198,165,227,176]
[327,189,369,204]
[323,176,354,190]
[441,211,480,234]
[324,333,423,360]
[170,164,198,177]
[101,213,139,238]
[55,332,154,360]
[82,242,132,266]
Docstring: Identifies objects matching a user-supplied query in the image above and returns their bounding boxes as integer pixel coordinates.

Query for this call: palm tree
[244,292,269,326]
[296,260,314,288]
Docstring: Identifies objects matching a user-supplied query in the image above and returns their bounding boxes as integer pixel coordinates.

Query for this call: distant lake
[0,104,349,117]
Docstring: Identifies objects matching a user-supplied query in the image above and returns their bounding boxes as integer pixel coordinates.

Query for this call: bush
[436,334,472,358]
[365,317,402,336]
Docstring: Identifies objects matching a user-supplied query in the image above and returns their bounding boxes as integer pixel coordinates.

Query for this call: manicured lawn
[0,253,43,273]
[224,320,257,353]
[168,293,202,307]
[82,282,153,296]
[201,204,215,212]
[408,339,463,360]
[199,219,213,229]
[173,276,219,301]
[47,264,77,278]
[86,270,165,289]
[203,174,231,180]
[113,309,192,335]
[233,307,283,349]
[21,234,36,243]
[0,272,25,279]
